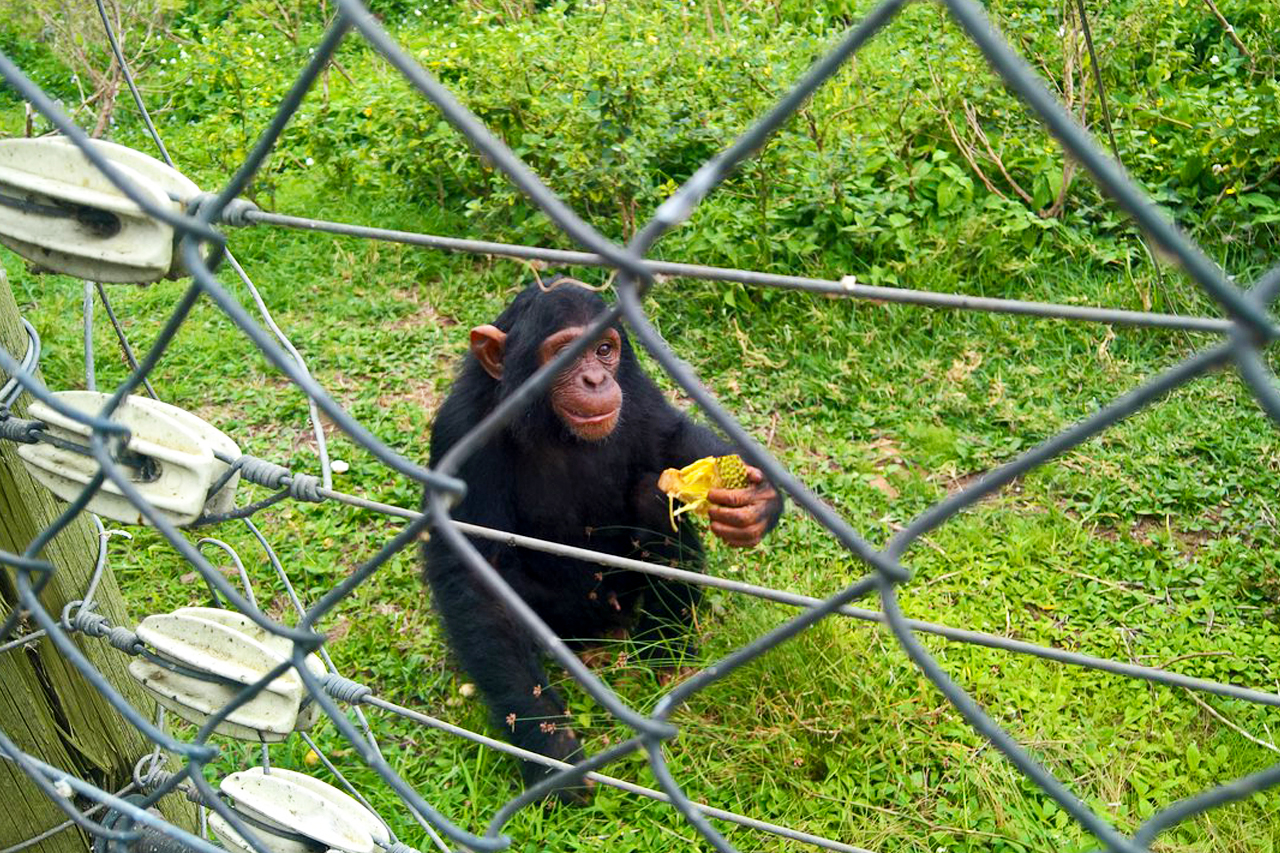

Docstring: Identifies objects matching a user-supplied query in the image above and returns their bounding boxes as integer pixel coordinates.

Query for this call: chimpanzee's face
[538,325,623,441]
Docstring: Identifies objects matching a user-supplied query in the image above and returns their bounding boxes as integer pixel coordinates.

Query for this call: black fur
[422,283,780,800]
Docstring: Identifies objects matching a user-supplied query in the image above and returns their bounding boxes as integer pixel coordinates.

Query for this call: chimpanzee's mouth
[561,408,619,426]
[557,404,621,440]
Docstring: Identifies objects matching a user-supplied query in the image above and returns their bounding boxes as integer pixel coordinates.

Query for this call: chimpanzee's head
[468,281,634,443]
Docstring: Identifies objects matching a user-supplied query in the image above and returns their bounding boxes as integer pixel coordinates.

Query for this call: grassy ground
[5,183,1278,851]
[2,1,1280,851]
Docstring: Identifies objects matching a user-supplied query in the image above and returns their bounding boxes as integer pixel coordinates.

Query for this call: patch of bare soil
[383,287,459,332]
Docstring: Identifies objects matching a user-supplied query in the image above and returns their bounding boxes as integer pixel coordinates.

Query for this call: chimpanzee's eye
[596,341,613,358]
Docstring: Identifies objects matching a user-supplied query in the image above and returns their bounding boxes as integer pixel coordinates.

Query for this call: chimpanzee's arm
[661,413,735,467]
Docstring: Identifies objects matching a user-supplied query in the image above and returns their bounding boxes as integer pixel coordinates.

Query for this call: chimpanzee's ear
[469,325,507,380]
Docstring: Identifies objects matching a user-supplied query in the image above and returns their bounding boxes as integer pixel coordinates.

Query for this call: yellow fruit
[657,454,750,530]
[715,454,748,490]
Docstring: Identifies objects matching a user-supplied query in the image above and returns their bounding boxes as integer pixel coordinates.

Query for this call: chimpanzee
[422,281,782,801]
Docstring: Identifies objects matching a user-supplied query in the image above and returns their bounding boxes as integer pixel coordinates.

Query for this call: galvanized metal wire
[0,1,1278,852]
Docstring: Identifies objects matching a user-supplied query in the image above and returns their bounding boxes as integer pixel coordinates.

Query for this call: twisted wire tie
[237,455,323,502]
[186,194,259,228]
[0,416,42,444]
[322,672,372,703]
[136,766,204,805]
[221,198,261,228]
[71,608,144,655]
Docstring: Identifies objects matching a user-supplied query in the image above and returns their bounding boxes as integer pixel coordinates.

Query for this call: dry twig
[1200,0,1258,72]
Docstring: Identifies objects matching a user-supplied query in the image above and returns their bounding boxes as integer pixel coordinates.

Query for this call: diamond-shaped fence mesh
[0,1,1277,852]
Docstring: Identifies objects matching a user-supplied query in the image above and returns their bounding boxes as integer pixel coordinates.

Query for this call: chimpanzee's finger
[710,521,765,547]
[707,486,751,507]
[707,503,760,527]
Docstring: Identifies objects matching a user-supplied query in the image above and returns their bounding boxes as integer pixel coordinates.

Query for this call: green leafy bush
[15,0,1270,295]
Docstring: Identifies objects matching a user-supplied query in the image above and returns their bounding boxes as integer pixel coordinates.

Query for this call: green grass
[3,1,1280,851]
[6,205,1278,851]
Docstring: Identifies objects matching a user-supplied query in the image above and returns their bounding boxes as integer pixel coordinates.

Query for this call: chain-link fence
[0,1,1277,852]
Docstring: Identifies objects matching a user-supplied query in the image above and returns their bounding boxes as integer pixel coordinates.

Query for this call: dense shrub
[3,0,1277,288]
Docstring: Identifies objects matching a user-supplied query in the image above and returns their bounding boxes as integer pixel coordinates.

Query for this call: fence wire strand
[0,1,1277,852]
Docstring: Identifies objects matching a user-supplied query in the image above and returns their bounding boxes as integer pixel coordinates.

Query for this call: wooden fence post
[0,265,194,852]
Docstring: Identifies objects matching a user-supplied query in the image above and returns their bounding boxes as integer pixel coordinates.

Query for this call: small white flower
[305,157,315,166]
[1210,54,1220,65]
[331,459,349,473]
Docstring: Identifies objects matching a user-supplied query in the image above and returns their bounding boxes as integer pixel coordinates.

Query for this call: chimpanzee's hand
[707,466,779,548]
